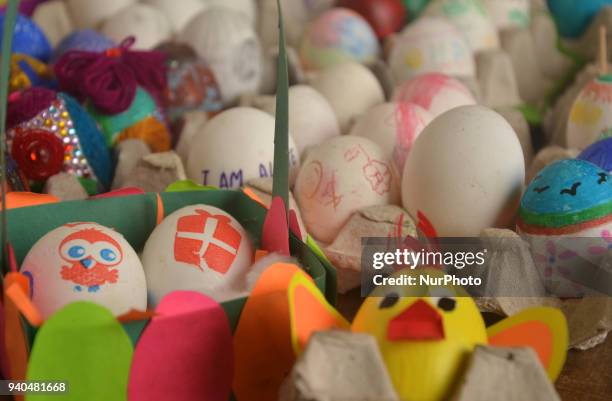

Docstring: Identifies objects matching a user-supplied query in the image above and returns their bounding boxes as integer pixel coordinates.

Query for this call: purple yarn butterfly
[54,37,167,115]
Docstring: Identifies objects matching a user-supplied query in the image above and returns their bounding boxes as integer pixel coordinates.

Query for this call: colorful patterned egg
[20,222,147,319]
[300,8,380,70]
[578,136,612,172]
[0,12,51,62]
[338,0,407,39]
[518,159,612,296]
[567,75,612,150]
[389,16,475,83]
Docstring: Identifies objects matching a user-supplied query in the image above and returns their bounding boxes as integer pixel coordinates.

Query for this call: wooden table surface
[337,289,612,401]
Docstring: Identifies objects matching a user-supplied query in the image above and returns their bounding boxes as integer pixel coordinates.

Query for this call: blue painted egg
[52,29,115,63]
[0,13,51,62]
[577,136,612,172]
[547,0,612,38]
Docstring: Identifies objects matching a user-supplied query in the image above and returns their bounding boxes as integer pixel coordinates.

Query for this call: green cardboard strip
[26,302,133,401]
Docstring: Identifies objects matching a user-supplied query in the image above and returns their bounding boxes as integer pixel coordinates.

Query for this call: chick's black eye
[437,297,456,311]
[379,292,399,309]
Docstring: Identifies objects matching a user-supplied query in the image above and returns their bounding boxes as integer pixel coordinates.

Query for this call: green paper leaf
[272,0,289,216]
[26,302,133,401]
[165,179,216,192]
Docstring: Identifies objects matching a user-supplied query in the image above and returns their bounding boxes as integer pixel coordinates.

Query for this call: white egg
[295,136,400,244]
[402,105,525,237]
[201,0,257,25]
[567,76,612,150]
[144,0,205,33]
[389,17,475,83]
[349,102,433,174]
[66,0,136,29]
[180,8,263,104]
[100,3,172,50]
[392,72,477,118]
[484,0,530,29]
[20,222,147,319]
[142,205,254,305]
[424,0,499,52]
[258,85,340,156]
[310,62,385,133]
[186,107,300,188]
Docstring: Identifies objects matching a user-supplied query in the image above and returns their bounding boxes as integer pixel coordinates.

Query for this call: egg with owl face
[518,159,612,296]
[20,222,147,319]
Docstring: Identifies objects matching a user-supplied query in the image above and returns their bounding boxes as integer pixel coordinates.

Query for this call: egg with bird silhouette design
[20,222,147,319]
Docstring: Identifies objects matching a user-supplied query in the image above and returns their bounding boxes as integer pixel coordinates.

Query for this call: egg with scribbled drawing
[295,136,400,244]
[518,159,612,296]
[20,222,147,319]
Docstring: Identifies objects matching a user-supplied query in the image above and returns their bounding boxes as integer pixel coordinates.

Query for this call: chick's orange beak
[387,299,445,341]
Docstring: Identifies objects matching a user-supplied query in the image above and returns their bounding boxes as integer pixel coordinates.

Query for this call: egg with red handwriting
[484,0,530,29]
[186,107,300,188]
[389,16,475,83]
[65,0,136,29]
[144,0,205,33]
[338,0,407,39]
[141,204,254,305]
[393,72,477,118]
[310,62,385,133]
[180,7,262,104]
[424,0,499,52]
[402,105,525,237]
[19,222,147,319]
[300,8,380,70]
[349,102,432,174]
[100,3,172,50]
[295,136,400,243]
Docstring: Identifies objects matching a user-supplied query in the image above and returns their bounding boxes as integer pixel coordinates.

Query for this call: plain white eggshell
[310,62,385,133]
[180,7,263,104]
[186,107,300,188]
[392,72,477,118]
[258,85,340,156]
[484,0,530,29]
[424,0,499,52]
[144,0,205,33]
[141,204,254,305]
[201,0,257,25]
[100,3,172,49]
[389,16,475,83]
[295,136,400,244]
[349,102,432,174]
[20,222,147,319]
[66,0,136,29]
[402,105,525,237]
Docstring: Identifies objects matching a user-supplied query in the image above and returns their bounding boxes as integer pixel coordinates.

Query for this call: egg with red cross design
[20,222,147,319]
[141,204,254,305]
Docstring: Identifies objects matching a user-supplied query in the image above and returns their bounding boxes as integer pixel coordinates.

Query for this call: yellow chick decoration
[287,268,568,401]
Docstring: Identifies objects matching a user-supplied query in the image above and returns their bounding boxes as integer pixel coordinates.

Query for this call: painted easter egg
[350,102,432,175]
[65,0,136,29]
[338,0,407,39]
[0,13,51,62]
[393,72,477,118]
[52,29,115,63]
[6,88,112,189]
[180,7,263,104]
[20,222,147,319]
[310,62,385,133]
[155,42,223,123]
[547,0,612,39]
[578,136,612,172]
[567,75,612,150]
[144,0,205,33]
[518,159,612,296]
[389,16,475,83]
[402,105,525,236]
[300,8,380,70]
[186,107,300,188]
[484,0,530,29]
[424,0,499,52]
[141,205,254,305]
[100,3,172,50]
[295,136,400,243]
[257,85,340,156]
